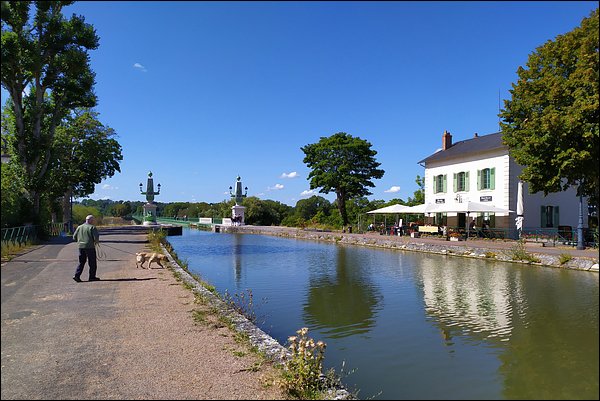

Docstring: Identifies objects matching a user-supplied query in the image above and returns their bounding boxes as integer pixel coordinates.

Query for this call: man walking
[73,214,100,282]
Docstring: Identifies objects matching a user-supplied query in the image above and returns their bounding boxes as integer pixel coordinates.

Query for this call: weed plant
[281,327,330,399]
[508,240,541,263]
[558,253,573,265]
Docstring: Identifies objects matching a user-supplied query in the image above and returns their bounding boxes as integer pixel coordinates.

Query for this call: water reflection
[418,258,526,343]
[498,269,599,400]
[303,246,382,338]
[232,234,242,283]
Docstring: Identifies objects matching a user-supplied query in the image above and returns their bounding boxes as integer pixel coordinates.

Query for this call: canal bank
[218,225,599,272]
[167,226,599,399]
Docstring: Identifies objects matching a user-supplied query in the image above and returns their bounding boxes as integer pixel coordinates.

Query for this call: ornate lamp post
[229,176,248,226]
[139,171,161,226]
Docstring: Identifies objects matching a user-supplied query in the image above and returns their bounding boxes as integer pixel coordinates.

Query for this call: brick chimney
[442,130,453,150]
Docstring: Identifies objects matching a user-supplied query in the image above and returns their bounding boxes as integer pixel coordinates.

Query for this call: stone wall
[219,225,599,272]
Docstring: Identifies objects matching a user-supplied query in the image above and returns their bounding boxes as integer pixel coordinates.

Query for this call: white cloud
[133,62,147,72]
[268,183,284,191]
[280,171,299,179]
[102,184,118,190]
[384,186,401,193]
[300,189,317,197]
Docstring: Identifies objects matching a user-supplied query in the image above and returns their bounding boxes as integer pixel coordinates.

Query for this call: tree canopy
[1,0,99,223]
[49,109,123,225]
[301,132,384,227]
[500,8,599,206]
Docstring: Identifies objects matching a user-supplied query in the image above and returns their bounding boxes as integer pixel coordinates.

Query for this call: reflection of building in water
[232,234,242,284]
[419,262,526,342]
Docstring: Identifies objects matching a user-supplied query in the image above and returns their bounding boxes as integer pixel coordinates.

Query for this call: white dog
[135,252,169,269]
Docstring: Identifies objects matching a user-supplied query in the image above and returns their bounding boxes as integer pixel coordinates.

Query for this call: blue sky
[5,1,598,206]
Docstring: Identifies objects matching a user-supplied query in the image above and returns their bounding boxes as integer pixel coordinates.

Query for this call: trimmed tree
[301,132,385,229]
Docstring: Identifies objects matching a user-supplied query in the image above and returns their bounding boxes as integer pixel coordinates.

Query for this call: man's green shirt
[73,223,99,249]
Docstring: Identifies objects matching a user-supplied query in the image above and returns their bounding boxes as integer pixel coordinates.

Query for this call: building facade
[418,131,587,237]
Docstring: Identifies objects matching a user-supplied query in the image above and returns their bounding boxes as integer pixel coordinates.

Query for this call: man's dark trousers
[75,248,97,279]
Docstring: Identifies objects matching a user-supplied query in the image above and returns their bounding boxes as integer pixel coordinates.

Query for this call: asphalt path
[1,225,288,400]
[1,226,151,399]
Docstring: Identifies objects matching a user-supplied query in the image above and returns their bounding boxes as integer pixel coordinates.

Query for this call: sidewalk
[1,226,286,400]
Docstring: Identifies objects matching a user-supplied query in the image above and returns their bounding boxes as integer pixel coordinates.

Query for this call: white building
[418,130,587,237]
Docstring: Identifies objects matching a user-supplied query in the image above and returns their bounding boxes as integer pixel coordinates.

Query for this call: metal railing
[1,222,66,246]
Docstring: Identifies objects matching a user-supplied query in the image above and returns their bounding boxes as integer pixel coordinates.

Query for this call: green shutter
[490,168,495,190]
[477,170,481,190]
[553,206,559,227]
[433,176,437,194]
[443,175,447,193]
[541,205,546,227]
[453,173,457,193]
[465,172,470,191]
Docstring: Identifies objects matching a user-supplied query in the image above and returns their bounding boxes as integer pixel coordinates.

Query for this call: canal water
[168,229,599,400]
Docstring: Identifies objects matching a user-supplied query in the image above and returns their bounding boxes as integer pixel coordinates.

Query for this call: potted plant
[449,232,462,241]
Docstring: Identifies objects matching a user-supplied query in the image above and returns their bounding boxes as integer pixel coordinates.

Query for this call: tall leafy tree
[500,8,599,207]
[49,109,122,227]
[301,132,385,228]
[1,1,99,223]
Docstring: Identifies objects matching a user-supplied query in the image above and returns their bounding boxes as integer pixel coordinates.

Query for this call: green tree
[406,175,425,206]
[500,8,599,206]
[108,202,130,217]
[1,161,32,227]
[242,197,291,226]
[72,203,101,226]
[49,109,122,226]
[1,1,99,224]
[301,132,385,228]
[295,195,331,221]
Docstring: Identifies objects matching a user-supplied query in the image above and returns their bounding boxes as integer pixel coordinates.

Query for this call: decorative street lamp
[139,171,161,225]
[229,176,248,225]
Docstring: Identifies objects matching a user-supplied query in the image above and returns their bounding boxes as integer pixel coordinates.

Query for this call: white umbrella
[366,204,412,214]
[515,181,524,238]
[401,203,443,214]
[441,201,513,214]
[367,204,412,233]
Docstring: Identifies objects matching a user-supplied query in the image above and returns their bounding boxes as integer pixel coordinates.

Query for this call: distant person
[469,220,477,236]
[73,214,100,282]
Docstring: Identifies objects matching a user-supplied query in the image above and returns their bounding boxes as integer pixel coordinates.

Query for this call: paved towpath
[1,226,287,400]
